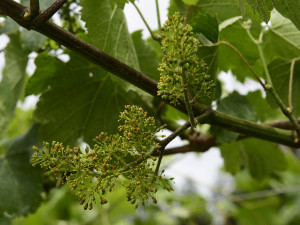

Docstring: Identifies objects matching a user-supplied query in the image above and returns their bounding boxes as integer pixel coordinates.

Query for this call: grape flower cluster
[157,12,215,105]
[32,105,173,209]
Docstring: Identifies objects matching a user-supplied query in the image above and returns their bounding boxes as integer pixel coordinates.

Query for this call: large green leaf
[0,124,43,216]
[242,139,287,180]
[81,0,139,72]
[0,33,27,136]
[245,0,273,22]
[272,0,300,31]
[131,30,161,81]
[196,0,241,22]
[25,52,63,95]
[263,10,300,63]
[266,58,300,117]
[32,51,147,146]
[211,91,255,143]
[218,17,262,82]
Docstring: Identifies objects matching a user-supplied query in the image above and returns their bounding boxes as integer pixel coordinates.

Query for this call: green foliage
[32,106,172,208]
[0,33,27,136]
[220,138,287,180]
[266,58,300,117]
[1,0,300,223]
[0,124,43,217]
[157,12,215,105]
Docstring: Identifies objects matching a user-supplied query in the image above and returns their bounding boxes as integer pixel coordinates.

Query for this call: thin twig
[154,110,212,174]
[32,0,67,27]
[30,0,39,18]
[218,40,266,89]
[132,2,161,42]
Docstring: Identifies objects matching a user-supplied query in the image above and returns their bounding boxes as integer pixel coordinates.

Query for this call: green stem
[218,40,266,89]
[251,30,300,140]
[179,63,196,128]
[132,2,161,42]
[155,0,161,30]
[288,58,298,111]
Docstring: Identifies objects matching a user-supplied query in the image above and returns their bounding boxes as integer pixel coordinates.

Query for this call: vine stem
[218,40,266,89]
[247,29,300,141]
[288,58,298,110]
[155,0,161,30]
[30,0,39,18]
[132,2,161,42]
[154,110,212,175]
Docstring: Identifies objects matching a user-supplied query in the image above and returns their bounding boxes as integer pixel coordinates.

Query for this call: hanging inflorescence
[32,105,173,209]
[157,12,215,105]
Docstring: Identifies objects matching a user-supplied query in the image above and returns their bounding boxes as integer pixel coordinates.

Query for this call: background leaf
[0,124,43,216]
[0,33,27,136]
[131,30,161,81]
[242,139,287,180]
[220,138,287,180]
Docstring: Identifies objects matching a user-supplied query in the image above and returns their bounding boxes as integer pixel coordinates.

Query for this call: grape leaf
[21,30,47,52]
[218,17,262,82]
[168,0,188,17]
[25,52,63,96]
[0,17,19,34]
[190,13,219,103]
[266,58,300,117]
[0,124,43,216]
[272,0,300,31]
[81,0,139,72]
[263,10,300,63]
[247,90,282,122]
[220,141,243,174]
[33,51,147,146]
[245,0,273,22]
[0,33,27,136]
[196,0,241,22]
[211,91,255,143]
[242,139,287,180]
[220,138,287,180]
[131,30,161,81]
